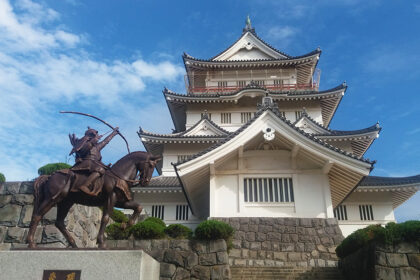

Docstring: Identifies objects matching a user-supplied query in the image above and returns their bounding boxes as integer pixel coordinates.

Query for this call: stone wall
[106,239,230,280]
[0,181,103,249]
[214,217,344,268]
[339,242,420,280]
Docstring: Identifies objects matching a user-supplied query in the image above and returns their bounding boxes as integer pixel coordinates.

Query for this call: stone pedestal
[0,249,160,280]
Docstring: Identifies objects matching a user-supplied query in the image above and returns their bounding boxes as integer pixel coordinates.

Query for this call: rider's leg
[79,171,101,196]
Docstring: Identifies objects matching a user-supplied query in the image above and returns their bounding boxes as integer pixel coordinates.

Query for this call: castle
[133,18,419,237]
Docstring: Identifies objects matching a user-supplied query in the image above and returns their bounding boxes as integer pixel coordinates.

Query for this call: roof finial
[243,15,255,34]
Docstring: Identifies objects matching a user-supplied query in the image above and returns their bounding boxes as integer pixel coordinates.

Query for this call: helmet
[84,127,98,138]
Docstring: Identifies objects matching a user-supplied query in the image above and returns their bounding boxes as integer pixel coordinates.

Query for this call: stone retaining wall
[106,239,230,280]
[0,181,102,249]
[214,217,344,268]
[339,242,420,280]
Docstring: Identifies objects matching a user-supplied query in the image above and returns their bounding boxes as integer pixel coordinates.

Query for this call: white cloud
[0,0,184,180]
[266,26,298,41]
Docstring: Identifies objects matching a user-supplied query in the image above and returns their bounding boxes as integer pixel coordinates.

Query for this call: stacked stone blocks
[106,239,231,280]
[0,181,102,249]
[214,217,344,268]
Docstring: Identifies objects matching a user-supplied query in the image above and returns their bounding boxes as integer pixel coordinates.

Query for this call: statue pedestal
[0,249,160,280]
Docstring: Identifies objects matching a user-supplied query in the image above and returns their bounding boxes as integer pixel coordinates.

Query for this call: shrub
[195,220,234,242]
[105,223,131,240]
[164,224,193,239]
[336,221,420,258]
[38,163,71,175]
[111,209,129,223]
[143,217,166,228]
[130,221,165,239]
[0,172,5,183]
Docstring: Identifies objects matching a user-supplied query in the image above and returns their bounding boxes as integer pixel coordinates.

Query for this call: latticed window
[152,205,164,220]
[334,205,348,221]
[255,80,265,86]
[177,155,190,162]
[241,112,253,123]
[221,113,231,124]
[218,81,228,88]
[176,205,189,221]
[243,177,294,203]
[359,205,374,221]
[273,79,283,86]
[237,81,247,87]
[295,111,303,120]
[279,111,286,118]
[201,112,212,120]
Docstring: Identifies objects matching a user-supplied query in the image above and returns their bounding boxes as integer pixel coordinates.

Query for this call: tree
[0,172,5,183]
[38,163,72,176]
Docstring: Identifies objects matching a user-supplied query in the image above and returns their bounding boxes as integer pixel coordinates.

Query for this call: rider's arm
[97,128,119,151]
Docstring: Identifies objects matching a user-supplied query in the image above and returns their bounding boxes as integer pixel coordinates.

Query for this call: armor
[69,127,119,196]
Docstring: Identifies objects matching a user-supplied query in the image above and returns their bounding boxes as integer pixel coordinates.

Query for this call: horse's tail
[33,175,49,211]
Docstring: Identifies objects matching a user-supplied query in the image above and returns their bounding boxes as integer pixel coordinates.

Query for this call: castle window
[241,112,253,123]
[177,155,190,162]
[201,112,212,120]
[221,113,231,124]
[255,80,265,86]
[176,205,189,221]
[359,205,374,221]
[273,79,283,86]
[334,205,348,221]
[237,81,247,87]
[279,111,286,118]
[151,205,165,220]
[218,81,228,88]
[244,177,294,203]
[295,111,303,120]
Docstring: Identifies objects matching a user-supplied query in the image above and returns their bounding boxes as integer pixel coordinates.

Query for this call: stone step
[230,266,345,280]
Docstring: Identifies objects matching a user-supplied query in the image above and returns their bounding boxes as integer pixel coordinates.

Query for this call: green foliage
[194,220,234,242]
[130,221,165,239]
[111,209,129,223]
[336,221,420,258]
[164,224,193,239]
[143,217,166,227]
[0,172,5,183]
[105,223,131,240]
[38,163,71,175]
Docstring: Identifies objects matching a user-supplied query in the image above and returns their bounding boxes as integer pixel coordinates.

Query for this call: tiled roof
[359,175,420,187]
[174,103,375,167]
[133,176,181,188]
[183,48,321,64]
[138,114,229,140]
[164,83,346,100]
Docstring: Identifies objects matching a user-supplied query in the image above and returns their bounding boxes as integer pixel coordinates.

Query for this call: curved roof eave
[359,174,420,187]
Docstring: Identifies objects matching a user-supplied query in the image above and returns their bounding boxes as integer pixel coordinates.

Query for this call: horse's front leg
[97,192,116,248]
[117,200,143,228]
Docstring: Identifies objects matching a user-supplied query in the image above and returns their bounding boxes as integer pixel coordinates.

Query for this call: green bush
[164,224,193,239]
[195,220,234,242]
[143,217,166,227]
[105,223,131,240]
[111,209,129,223]
[130,221,165,239]
[0,172,5,183]
[38,163,71,175]
[336,221,420,258]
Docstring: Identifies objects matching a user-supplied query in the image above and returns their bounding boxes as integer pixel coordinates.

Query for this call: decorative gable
[212,32,288,61]
[183,118,228,137]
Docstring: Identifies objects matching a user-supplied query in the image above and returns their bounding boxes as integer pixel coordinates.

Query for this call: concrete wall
[0,181,103,249]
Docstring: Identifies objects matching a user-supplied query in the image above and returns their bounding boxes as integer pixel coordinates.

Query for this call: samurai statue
[69,127,119,196]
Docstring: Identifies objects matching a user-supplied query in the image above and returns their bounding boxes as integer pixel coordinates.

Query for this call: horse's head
[138,155,162,186]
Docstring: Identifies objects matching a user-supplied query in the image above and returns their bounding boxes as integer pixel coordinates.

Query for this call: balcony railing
[188,82,319,94]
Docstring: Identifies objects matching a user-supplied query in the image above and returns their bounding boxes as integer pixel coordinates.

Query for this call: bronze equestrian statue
[27,115,161,248]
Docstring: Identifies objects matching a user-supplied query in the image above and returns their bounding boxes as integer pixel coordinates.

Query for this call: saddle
[59,169,132,200]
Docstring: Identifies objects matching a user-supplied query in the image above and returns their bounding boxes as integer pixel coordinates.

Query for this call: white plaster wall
[228,48,273,60]
[162,143,211,176]
[338,191,396,237]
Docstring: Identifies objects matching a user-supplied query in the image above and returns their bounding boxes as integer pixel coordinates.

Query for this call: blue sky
[0,0,419,221]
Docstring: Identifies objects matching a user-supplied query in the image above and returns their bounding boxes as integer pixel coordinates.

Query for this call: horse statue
[26,151,161,248]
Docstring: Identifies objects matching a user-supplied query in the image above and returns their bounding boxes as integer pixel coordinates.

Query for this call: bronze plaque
[42,270,81,280]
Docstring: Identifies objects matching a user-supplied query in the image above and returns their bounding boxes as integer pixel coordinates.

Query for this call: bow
[60,111,130,154]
